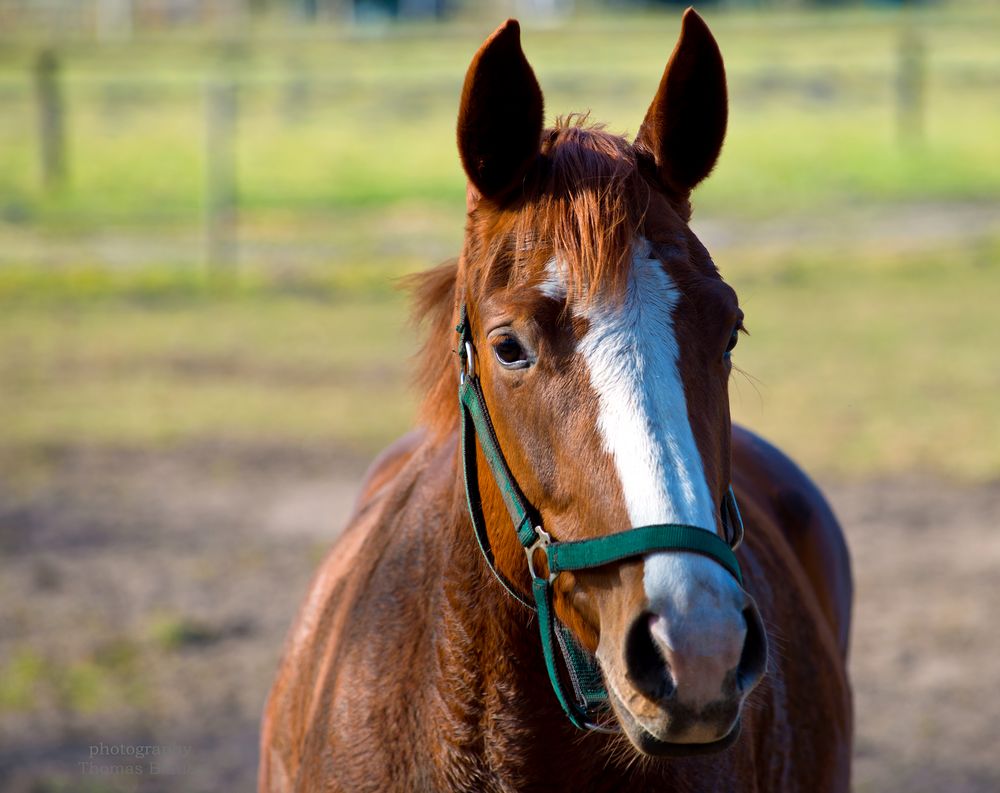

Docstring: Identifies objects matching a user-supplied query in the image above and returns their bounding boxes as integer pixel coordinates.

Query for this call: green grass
[149,613,224,651]
[0,8,998,479]
[0,268,417,455]
[0,7,998,235]
[726,236,1000,480]
[0,233,997,480]
[0,647,47,711]
[0,639,146,715]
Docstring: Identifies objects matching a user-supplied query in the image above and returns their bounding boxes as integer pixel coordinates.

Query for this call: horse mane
[407,257,460,442]
[408,116,652,442]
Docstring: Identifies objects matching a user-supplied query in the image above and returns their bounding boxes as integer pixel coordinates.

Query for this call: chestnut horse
[260,9,852,792]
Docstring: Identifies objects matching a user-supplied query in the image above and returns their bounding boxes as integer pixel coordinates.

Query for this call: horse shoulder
[259,431,438,793]
[737,523,852,793]
[730,427,852,792]
[259,499,380,791]
[732,424,853,659]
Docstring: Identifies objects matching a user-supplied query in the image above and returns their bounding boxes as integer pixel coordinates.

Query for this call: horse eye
[493,336,527,367]
[725,326,740,356]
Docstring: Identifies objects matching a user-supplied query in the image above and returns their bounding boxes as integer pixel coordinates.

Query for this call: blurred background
[0,0,997,791]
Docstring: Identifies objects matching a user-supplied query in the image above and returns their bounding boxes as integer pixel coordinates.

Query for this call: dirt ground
[1,443,998,792]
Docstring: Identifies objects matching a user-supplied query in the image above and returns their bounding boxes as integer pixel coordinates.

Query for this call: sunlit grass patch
[0,639,148,716]
[728,236,1000,480]
[0,647,47,711]
[0,266,417,454]
[149,613,224,651]
[0,7,998,233]
[0,8,997,478]
[0,232,997,479]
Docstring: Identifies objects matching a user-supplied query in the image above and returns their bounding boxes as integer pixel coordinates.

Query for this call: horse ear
[457,19,544,203]
[636,8,727,199]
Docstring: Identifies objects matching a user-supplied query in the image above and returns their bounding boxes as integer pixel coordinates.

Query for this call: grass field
[1,7,999,480]
[2,226,998,481]
[2,8,1000,793]
[0,9,999,227]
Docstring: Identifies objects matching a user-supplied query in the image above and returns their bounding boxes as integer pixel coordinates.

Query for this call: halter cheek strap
[456,306,744,731]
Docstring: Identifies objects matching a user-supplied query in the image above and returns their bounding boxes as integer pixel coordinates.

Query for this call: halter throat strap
[455,305,744,729]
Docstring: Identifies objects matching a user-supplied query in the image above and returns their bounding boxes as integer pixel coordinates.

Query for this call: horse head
[441,10,768,755]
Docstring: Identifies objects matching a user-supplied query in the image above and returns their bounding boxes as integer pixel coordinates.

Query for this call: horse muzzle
[600,589,768,755]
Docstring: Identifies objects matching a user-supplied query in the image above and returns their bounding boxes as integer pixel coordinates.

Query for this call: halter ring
[525,527,556,583]
[462,340,475,383]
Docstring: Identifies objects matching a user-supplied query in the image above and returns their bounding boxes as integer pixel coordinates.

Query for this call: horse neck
[414,436,616,789]
[432,431,542,677]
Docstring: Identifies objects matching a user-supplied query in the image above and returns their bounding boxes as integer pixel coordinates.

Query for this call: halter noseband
[456,305,745,731]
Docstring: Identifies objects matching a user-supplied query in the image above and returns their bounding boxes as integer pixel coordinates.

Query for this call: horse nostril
[736,606,768,694]
[624,612,675,702]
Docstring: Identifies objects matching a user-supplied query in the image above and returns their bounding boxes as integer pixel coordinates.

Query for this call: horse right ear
[457,19,544,204]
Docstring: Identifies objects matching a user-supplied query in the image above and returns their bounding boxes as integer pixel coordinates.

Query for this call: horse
[259,9,852,792]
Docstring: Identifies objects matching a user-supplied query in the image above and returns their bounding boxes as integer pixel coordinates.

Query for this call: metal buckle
[460,340,475,384]
[525,526,556,583]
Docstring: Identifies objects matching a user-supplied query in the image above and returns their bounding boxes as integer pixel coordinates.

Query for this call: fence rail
[1,14,998,270]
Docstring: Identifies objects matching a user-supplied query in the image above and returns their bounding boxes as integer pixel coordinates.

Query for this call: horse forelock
[471,116,650,304]
[409,119,701,443]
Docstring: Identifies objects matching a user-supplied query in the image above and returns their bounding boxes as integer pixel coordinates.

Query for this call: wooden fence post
[897,27,926,147]
[205,80,239,271]
[34,49,66,191]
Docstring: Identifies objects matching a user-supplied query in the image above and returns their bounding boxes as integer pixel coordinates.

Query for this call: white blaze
[576,239,716,531]
[546,238,741,618]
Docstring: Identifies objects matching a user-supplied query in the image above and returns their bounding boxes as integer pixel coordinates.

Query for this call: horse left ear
[457,19,544,204]
[636,8,728,200]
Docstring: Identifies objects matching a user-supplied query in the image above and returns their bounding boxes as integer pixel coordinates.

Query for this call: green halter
[456,306,745,731]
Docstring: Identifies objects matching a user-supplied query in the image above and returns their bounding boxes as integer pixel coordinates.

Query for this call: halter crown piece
[456,306,745,731]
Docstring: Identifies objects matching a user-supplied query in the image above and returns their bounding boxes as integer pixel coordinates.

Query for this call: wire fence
[2,11,999,270]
